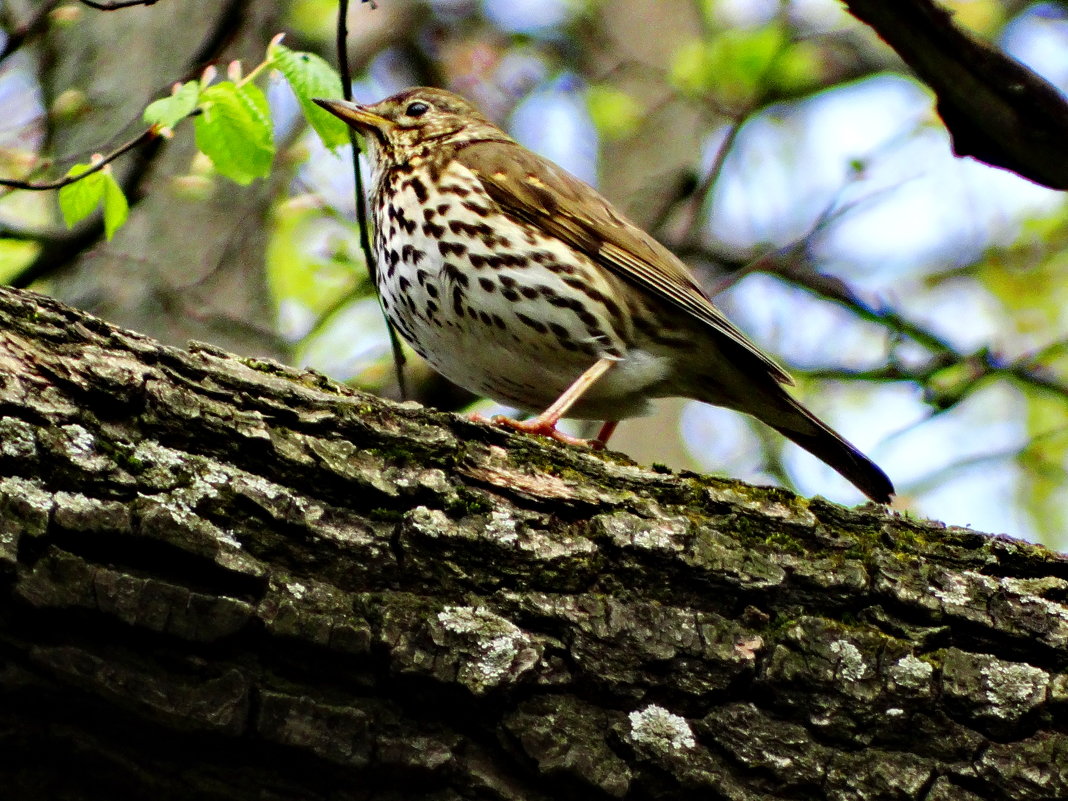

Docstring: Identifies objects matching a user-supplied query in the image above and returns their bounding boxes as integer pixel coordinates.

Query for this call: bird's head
[313,87,512,172]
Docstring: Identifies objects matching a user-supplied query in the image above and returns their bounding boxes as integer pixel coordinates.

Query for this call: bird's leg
[489,357,616,447]
[590,420,619,450]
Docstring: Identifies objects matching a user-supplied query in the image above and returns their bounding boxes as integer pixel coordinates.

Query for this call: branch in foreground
[0,285,1066,800]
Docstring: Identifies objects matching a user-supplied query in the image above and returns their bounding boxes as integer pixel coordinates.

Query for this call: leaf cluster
[59,39,348,233]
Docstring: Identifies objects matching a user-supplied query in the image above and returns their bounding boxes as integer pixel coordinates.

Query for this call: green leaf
[101,171,129,240]
[269,42,348,149]
[194,81,275,185]
[143,81,200,129]
[58,164,105,228]
[57,163,130,239]
[669,24,803,102]
[586,85,643,140]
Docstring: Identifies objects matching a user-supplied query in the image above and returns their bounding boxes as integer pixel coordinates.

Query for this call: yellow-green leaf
[58,164,105,228]
[144,81,200,129]
[101,171,129,240]
[268,42,348,150]
[194,81,275,185]
[586,85,643,140]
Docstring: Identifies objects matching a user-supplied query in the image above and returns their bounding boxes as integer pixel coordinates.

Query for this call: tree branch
[844,0,1068,189]
[79,0,161,9]
[0,284,1065,801]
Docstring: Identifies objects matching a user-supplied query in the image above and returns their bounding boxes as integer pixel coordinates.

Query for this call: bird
[313,88,894,503]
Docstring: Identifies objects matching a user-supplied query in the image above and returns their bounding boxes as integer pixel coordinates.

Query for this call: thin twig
[335,0,407,397]
[80,0,160,9]
[0,0,61,64]
[675,116,744,245]
[0,129,156,191]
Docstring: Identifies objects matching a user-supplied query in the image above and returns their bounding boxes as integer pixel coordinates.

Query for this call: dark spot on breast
[443,262,470,288]
[398,275,411,292]
[422,221,446,238]
[491,314,506,329]
[502,289,520,302]
[499,274,517,289]
[469,254,486,268]
[461,200,490,217]
[452,287,465,315]
[478,277,495,293]
[425,283,439,299]
[520,285,538,300]
[438,241,468,257]
[547,321,570,339]
[409,176,427,202]
[437,203,450,214]
[423,208,436,221]
[516,313,547,334]
[575,308,600,328]
[478,310,492,326]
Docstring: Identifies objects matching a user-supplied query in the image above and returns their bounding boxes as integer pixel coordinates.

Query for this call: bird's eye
[405,101,430,117]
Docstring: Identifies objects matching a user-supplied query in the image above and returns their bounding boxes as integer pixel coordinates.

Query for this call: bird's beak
[312,98,393,132]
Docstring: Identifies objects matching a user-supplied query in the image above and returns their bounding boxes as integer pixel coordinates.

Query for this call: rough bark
[0,285,1065,801]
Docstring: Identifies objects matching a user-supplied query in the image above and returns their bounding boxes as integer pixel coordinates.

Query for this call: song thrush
[314,88,895,503]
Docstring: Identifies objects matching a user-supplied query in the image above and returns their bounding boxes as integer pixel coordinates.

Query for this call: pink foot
[470,413,591,447]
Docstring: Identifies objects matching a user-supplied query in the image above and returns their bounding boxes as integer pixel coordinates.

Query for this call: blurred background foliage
[2,0,1067,546]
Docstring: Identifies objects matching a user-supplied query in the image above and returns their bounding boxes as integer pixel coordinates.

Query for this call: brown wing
[453,140,793,385]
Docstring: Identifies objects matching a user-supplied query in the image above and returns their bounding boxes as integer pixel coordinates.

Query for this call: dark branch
[844,0,1068,189]
[79,0,160,9]
[5,0,251,288]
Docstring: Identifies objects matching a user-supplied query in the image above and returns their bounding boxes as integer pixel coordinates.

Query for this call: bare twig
[674,116,744,246]
[335,0,407,397]
[0,129,156,191]
[80,0,160,9]
[0,0,61,64]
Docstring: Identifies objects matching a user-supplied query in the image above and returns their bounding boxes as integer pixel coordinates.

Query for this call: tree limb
[0,285,1065,801]
[844,0,1068,189]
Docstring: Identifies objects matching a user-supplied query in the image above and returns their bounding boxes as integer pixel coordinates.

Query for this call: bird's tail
[701,373,894,503]
[764,397,894,503]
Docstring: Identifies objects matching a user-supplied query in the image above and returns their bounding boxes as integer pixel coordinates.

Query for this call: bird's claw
[469,412,592,447]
